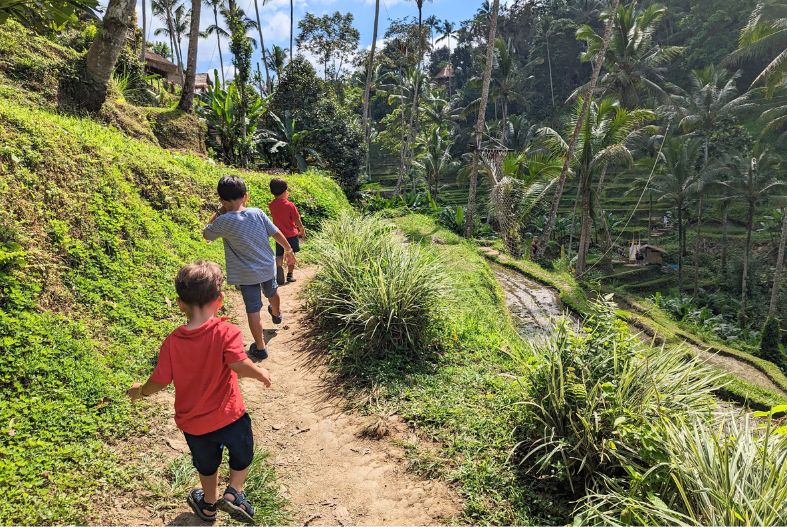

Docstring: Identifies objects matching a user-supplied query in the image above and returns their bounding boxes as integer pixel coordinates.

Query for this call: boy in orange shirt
[268,178,306,285]
[128,261,271,524]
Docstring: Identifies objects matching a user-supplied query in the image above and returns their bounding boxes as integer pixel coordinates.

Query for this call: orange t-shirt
[150,317,248,435]
[268,197,301,238]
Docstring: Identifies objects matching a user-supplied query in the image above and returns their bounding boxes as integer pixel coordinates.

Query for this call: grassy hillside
[0,86,348,523]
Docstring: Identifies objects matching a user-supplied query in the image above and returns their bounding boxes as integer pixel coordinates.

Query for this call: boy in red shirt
[268,178,305,285]
[128,261,271,524]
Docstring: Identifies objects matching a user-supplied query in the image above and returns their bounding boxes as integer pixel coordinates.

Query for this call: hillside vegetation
[0,65,348,524]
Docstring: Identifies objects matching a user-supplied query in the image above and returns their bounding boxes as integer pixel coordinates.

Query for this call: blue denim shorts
[238,279,278,314]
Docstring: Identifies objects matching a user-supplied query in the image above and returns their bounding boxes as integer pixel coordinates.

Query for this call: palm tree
[729,0,787,90]
[718,150,785,323]
[540,98,655,274]
[771,204,787,316]
[81,0,136,112]
[464,0,500,237]
[435,20,456,95]
[203,0,227,85]
[262,0,292,63]
[178,0,202,111]
[252,0,271,93]
[491,38,522,146]
[140,0,148,61]
[362,0,381,174]
[538,0,621,257]
[266,45,288,81]
[153,0,183,77]
[575,1,683,107]
[414,127,458,199]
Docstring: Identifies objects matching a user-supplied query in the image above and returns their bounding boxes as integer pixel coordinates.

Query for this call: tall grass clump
[516,296,720,494]
[578,415,787,525]
[307,212,449,364]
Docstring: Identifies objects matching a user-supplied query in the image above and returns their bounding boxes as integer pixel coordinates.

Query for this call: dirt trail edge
[102,266,461,526]
[234,267,460,525]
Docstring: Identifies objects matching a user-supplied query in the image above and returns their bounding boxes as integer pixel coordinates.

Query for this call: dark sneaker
[286,273,296,283]
[268,305,282,324]
[248,343,268,360]
[276,266,285,286]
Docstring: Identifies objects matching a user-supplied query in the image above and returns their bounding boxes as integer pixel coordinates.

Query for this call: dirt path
[100,266,460,526]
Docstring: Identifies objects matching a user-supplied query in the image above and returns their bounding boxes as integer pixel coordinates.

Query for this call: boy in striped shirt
[203,175,296,360]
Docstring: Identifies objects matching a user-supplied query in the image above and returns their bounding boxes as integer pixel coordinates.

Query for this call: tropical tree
[204,0,228,84]
[296,12,360,82]
[140,0,148,60]
[266,45,288,81]
[223,0,255,167]
[362,0,381,180]
[538,0,621,257]
[151,41,172,59]
[178,0,202,111]
[435,20,456,95]
[414,127,457,199]
[80,0,136,113]
[153,0,186,79]
[263,0,292,63]
[729,0,787,90]
[0,0,98,31]
[575,1,683,107]
[540,98,655,274]
[252,0,271,93]
[263,110,321,173]
[771,205,787,316]
[464,0,500,237]
[718,150,785,323]
[491,37,523,146]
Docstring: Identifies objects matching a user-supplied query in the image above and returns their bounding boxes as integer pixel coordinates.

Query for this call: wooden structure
[194,73,212,93]
[434,64,454,85]
[144,50,181,86]
[639,244,666,265]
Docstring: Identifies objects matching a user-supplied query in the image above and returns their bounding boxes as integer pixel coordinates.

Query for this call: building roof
[144,50,178,73]
[434,64,454,80]
[194,73,211,88]
[641,244,667,254]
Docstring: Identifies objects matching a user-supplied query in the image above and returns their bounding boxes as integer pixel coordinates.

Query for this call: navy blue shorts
[275,236,300,257]
[183,413,254,476]
[238,280,278,314]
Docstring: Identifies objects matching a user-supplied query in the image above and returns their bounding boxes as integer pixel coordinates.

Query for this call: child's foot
[276,266,285,286]
[249,343,268,360]
[187,489,217,523]
[219,486,255,524]
[286,272,296,283]
[268,305,282,324]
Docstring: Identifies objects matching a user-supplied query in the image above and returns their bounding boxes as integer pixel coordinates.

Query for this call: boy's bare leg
[247,312,266,349]
[225,467,249,499]
[269,292,281,317]
[198,471,219,515]
[287,261,295,274]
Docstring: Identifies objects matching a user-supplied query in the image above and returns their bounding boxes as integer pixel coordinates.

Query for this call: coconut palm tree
[362,0,381,159]
[153,0,184,78]
[540,98,655,274]
[717,150,785,323]
[251,0,271,93]
[436,20,456,95]
[414,127,458,199]
[729,0,787,90]
[538,0,621,257]
[203,0,227,85]
[178,0,202,111]
[575,1,683,108]
[266,45,288,82]
[771,204,787,316]
[262,0,292,63]
[491,37,522,146]
[140,0,148,61]
[464,0,500,237]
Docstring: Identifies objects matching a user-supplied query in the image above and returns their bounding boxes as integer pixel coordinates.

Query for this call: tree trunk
[537,0,620,257]
[693,195,702,298]
[395,97,407,195]
[567,182,581,259]
[501,99,509,145]
[594,165,613,252]
[362,0,380,181]
[464,0,500,238]
[81,0,137,113]
[253,0,272,93]
[741,202,754,324]
[769,207,787,317]
[177,0,201,111]
[213,7,225,85]
[140,0,147,61]
[400,8,426,196]
[677,203,684,296]
[289,0,293,63]
[546,29,555,108]
[648,193,653,245]
[576,167,593,275]
[721,203,728,282]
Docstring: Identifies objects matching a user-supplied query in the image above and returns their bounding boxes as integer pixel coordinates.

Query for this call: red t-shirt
[150,317,248,435]
[268,197,301,238]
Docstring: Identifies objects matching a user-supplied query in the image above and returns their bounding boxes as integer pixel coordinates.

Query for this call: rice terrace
[2,0,787,525]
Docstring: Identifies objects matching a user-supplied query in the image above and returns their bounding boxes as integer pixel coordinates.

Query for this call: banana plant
[262,110,321,173]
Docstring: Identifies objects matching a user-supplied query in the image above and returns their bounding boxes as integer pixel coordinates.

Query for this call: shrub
[518,296,720,493]
[578,415,787,526]
[306,212,448,365]
[270,58,366,195]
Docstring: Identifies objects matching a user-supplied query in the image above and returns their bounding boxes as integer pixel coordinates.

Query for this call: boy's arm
[295,217,306,239]
[229,359,272,387]
[272,231,297,267]
[127,378,169,402]
[203,205,227,241]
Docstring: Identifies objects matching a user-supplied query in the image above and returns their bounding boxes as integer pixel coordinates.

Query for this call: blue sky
[134,0,487,79]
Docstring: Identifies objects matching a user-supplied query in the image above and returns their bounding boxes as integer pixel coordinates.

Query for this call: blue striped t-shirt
[203,208,280,285]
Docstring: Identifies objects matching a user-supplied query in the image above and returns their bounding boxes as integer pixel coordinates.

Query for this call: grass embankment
[313,213,570,524]
[478,245,787,410]
[0,92,348,523]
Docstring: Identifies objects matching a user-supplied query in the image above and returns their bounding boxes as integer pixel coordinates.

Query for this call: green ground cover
[0,93,348,523]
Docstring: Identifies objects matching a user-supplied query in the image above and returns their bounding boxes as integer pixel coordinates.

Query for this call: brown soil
[97,266,461,526]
